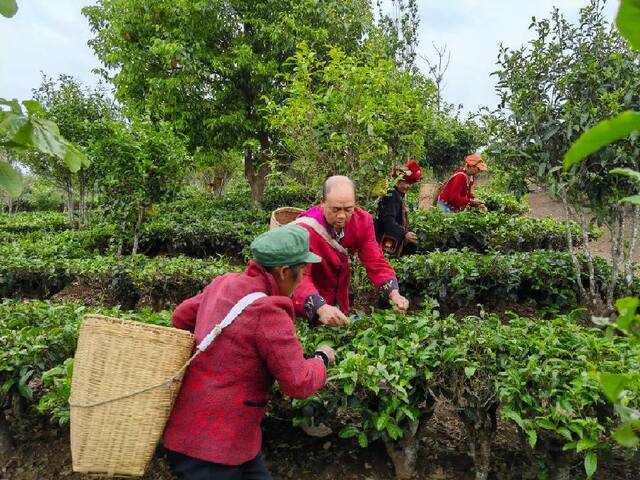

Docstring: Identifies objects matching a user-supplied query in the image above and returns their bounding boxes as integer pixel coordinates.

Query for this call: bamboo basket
[270,207,304,229]
[70,315,195,477]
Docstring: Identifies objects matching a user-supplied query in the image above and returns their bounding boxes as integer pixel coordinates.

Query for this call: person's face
[466,165,481,176]
[272,265,305,297]
[396,181,411,194]
[321,185,356,232]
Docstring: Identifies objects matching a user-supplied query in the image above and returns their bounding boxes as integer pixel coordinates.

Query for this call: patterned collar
[329,226,345,242]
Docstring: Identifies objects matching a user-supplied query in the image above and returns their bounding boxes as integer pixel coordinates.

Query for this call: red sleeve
[255,300,327,399]
[172,291,205,332]
[293,263,320,318]
[357,211,397,287]
[440,174,471,210]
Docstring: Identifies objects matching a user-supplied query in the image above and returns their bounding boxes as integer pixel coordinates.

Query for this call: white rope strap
[69,292,267,408]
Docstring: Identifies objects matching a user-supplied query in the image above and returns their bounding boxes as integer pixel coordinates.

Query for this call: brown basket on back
[270,207,304,229]
[70,315,195,477]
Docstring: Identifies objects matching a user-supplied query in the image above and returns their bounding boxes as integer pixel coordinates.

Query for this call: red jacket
[293,206,397,319]
[163,261,326,465]
[438,168,475,211]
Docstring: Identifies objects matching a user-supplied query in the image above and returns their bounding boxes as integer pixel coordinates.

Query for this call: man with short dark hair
[292,175,410,326]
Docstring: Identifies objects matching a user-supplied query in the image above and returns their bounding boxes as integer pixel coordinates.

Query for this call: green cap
[251,225,322,267]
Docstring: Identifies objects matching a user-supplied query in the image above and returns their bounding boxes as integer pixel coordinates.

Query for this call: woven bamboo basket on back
[70,315,195,477]
[269,207,304,229]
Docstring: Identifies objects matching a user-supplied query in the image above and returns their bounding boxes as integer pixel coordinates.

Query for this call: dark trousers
[166,449,272,480]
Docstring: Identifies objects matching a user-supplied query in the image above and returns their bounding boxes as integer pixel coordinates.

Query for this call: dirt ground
[419,183,640,264]
[3,398,639,480]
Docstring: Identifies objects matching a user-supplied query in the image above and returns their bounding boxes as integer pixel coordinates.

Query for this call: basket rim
[82,314,194,340]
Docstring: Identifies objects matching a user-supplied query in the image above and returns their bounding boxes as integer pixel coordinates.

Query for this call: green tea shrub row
[475,188,530,215]
[4,302,636,477]
[290,310,639,477]
[393,250,615,312]
[0,211,68,234]
[409,210,599,253]
[0,253,237,308]
[0,300,170,425]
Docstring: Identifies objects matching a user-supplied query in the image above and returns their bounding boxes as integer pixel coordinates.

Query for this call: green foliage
[266,43,435,204]
[0,211,67,234]
[0,0,17,18]
[490,1,640,219]
[90,118,190,251]
[288,310,639,476]
[474,186,530,215]
[409,210,592,254]
[0,300,170,422]
[423,114,487,181]
[393,250,616,312]
[82,0,373,203]
[564,111,640,169]
[0,226,237,306]
[617,0,640,52]
[1,98,89,196]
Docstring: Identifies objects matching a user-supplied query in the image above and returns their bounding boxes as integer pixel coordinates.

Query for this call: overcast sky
[0,1,618,115]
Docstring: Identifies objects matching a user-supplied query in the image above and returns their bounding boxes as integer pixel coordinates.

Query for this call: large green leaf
[599,372,630,403]
[0,161,23,196]
[621,194,640,205]
[610,168,640,183]
[21,99,44,116]
[0,0,18,18]
[563,111,640,169]
[63,144,87,172]
[0,111,28,139]
[612,423,640,448]
[584,452,597,478]
[617,0,640,52]
[0,97,22,114]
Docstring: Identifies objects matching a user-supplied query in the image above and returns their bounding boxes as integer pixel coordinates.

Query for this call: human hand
[389,290,409,313]
[317,304,349,326]
[315,345,336,364]
[405,232,417,243]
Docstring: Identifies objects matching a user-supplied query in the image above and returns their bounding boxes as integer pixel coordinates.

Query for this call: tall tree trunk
[607,210,625,309]
[64,175,75,228]
[624,206,639,286]
[576,209,598,306]
[131,205,145,256]
[561,191,587,301]
[78,172,87,228]
[244,149,269,208]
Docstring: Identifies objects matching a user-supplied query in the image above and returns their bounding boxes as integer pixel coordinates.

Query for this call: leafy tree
[423,114,486,181]
[20,75,116,226]
[82,0,373,205]
[266,44,436,206]
[562,0,640,452]
[0,3,89,198]
[375,0,420,73]
[91,118,190,254]
[488,0,640,310]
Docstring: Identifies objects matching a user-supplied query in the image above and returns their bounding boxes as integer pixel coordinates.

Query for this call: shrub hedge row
[1,301,637,478]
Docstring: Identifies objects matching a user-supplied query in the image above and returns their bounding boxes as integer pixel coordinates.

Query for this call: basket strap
[69,292,267,409]
[292,216,349,256]
[197,291,267,352]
